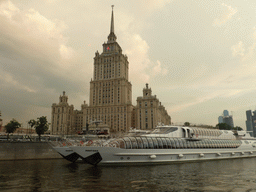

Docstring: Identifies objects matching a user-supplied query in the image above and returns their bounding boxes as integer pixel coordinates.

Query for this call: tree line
[4,116,49,141]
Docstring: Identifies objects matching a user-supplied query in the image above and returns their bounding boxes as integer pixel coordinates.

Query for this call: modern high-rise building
[218,110,234,128]
[0,111,2,132]
[51,7,171,134]
[245,110,256,137]
[223,110,229,117]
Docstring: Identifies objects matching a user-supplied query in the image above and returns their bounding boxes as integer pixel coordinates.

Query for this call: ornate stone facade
[51,92,74,135]
[51,7,171,134]
[82,7,134,133]
[136,84,171,130]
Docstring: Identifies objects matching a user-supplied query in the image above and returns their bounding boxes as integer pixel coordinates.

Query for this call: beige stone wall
[136,84,171,130]
[51,92,74,135]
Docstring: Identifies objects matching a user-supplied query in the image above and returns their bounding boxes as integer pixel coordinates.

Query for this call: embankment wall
[0,142,62,161]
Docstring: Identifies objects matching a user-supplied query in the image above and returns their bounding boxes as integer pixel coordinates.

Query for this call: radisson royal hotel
[51,8,171,135]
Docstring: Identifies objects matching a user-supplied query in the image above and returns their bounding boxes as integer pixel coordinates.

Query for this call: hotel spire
[108,5,117,43]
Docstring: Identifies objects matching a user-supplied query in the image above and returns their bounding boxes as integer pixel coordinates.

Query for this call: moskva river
[1,158,256,192]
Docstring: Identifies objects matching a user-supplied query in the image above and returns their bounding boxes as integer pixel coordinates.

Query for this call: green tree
[5,119,21,141]
[28,119,36,134]
[216,123,233,130]
[184,122,190,126]
[234,126,243,131]
[35,116,49,141]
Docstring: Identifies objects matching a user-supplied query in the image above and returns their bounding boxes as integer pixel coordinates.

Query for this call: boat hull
[69,145,256,165]
[53,147,80,163]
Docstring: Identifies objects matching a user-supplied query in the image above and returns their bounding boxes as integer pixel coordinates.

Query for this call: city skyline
[2,0,256,129]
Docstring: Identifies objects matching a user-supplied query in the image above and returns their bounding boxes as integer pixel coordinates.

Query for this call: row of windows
[107,137,242,149]
[53,107,72,114]
[139,101,154,108]
[192,128,222,137]
[86,107,126,114]
[94,62,123,80]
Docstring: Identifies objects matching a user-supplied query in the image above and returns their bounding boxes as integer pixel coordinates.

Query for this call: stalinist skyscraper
[51,6,171,135]
[83,6,134,132]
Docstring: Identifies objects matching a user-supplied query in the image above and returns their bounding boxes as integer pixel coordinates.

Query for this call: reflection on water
[1,158,256,191]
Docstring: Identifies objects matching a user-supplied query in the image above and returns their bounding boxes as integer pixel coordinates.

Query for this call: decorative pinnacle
[110,5,114,34]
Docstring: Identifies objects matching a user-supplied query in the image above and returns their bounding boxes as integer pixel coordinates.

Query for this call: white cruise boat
[52,125,256,165]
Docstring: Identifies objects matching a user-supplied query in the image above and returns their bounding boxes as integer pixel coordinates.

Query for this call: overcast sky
[1,0,256,129]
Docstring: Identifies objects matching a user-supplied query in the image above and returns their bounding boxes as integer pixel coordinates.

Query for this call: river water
[1,158,256,192]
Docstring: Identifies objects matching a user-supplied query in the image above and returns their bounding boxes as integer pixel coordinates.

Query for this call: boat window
[209,140,214,148]
[199,141,203,148]
[200,140,205,148]
[146,137,154,149]
[238,140,242,147]
[226,140,230,148]
[108,140,120,148]
[156,138,163,149]
[123,137,132,149]
[225,140,228,148]
[225,140,229,148]
[191,141,196,148]
[221,140,224,148]
[204,140,209,148]
[151,137,159,149]
[220,140,224,148]
[177,139,182,148]
[141,137,149,149]
[212,140,217,148]
[129,137,138,149]
[217,140,221,148]
[195,141,200,148]
[235,140,238,148]
[198,140,202,148]
[161,138,168,149]
[174,138,180,149]
[208,140,212,148]
[169,138,176,149]
[211,140,215,148]
[221,140,225,148]
[186,140,191,148]
[194,141,199,148]
[187,141,192,148]
[117,139,125,148]
[181,139,187,149]
[233,141,236,148]
[232,141,235,148]
[200,130,203,136]
[135,137,143,149]
[205,130,209,137]
[151,127,178,134]
[218,140,222,148]
[200,140,204,148]
[231,140,234,148]
[201,130,205,136]
[208,140,213,148]
[165,138,172,149]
